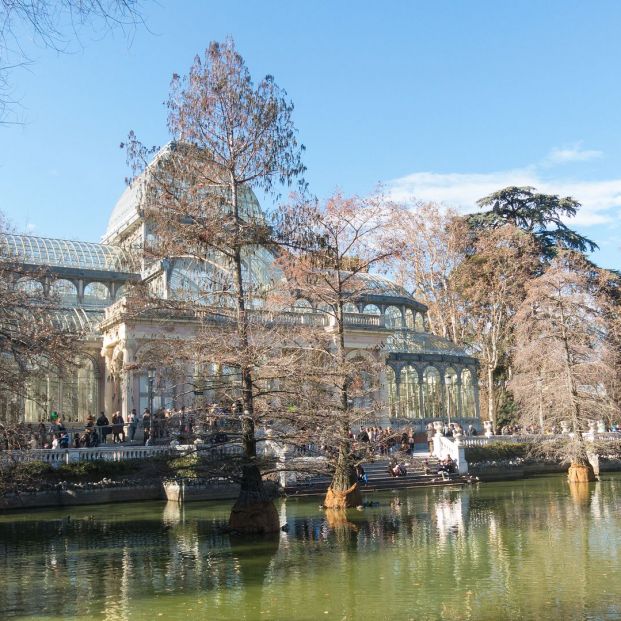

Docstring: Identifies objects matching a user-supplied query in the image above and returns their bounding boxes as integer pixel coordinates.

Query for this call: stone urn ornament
[483,420,494,438]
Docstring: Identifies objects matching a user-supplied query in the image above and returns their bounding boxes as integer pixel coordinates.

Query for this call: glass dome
[104,143,265,241]
[346,272,413,300]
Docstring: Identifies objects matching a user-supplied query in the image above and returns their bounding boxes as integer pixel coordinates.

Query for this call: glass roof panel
[0,234,136,272]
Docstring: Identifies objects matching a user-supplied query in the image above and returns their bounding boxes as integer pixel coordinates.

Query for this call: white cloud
[544,143,603,165]
[388,150,621,227]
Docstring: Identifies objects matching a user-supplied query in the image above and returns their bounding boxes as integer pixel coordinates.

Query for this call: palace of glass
[3,149,480,429]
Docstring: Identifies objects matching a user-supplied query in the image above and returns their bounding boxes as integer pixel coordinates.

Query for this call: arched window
[385,305,403,328]
[400,365,421,418]
[461,368,476,418]
[363,304,381,315]
[292,298,313,313]
[445,367,459,421]
[405,308,415,329]
[83,282,110,306]
[343,302,358,313]
[115,285,127,300]
[423,366,442,418]
[385,366,397,418]
[24,356,99,423]
[50,279,77,305]
[16,278,44,294]
[350,370,373,411]
[415,312,425,332]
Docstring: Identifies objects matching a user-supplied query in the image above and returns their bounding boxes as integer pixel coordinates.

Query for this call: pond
[2,475,621,620]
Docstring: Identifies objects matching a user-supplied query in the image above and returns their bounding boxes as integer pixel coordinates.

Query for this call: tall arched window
[385,306,403,328]
[24,356,99,422]
[405,308,415,329]
[401,365,421,418]
[461,368,476,418]
[385,366,397,418]
[423,366,442,418]
[415,312,425,332]
[445,367,459,421]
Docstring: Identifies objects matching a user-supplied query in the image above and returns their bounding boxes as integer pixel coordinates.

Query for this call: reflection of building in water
[2,146,479,429]
[434,489,469,546]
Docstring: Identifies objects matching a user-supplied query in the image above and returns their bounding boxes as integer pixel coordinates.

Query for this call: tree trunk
[487,365,495,430]
[568,463,596,483]
[324,297,363,510]
[227,177,278,534]
[324,442,363,509]
[229,464,280,534]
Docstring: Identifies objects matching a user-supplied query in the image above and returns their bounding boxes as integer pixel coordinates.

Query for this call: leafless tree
[124,38,306,533]
[278,191,402,508]
[390,202,468,344]
[0,214,82,446]
[0,0,144,122]
[510,251,620,474]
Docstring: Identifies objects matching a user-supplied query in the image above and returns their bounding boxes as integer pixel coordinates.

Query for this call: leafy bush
[465,442,531,464]
[55,460,138,479]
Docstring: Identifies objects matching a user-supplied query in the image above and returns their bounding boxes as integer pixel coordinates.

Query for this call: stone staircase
[283,455,469,496]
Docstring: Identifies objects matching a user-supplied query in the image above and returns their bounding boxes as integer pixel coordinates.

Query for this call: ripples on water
[2,475,621,621]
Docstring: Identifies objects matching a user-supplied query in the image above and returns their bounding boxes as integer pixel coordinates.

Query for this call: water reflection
[3,477,621,619]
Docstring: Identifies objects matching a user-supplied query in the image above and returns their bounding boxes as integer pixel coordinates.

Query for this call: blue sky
[1,0,620,269]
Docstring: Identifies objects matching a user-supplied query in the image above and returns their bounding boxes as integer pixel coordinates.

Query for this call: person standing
[96,411,110,444]
[427,423,435,455]
[128,409,138,442]
[142,409,151,445]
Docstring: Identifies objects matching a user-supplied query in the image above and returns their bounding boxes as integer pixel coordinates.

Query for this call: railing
[1,442,245,466]
[459,434,542,448]
[343,313,385,328]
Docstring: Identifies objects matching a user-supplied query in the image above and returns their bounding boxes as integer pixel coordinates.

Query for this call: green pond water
[2,475,621,621]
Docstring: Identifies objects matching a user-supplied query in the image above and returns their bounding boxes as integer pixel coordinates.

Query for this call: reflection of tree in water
[3,479,621,619]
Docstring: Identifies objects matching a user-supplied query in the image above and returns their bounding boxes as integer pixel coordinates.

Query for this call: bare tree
[125,38,305,533]
[390,202,468,343]
[0,0,144,122]
[279,191,401,509]
[0,215,82,445]
[510,252,620,479]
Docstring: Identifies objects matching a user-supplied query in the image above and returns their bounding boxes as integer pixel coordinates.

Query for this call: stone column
[103,350,115,416]
[456,369,463,422]
[121,341,137,419]
[439,370,447,421]
[417,367,425,421]
[472,371,481,420]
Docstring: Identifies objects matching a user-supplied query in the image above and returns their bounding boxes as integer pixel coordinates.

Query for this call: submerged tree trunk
[229,464,280,534]
[568,463,596,483]
[324,445,363,509]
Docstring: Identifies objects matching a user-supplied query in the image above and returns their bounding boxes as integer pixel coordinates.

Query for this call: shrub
[465,442,531,464]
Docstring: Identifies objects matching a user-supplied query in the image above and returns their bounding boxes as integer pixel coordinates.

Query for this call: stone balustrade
[1,442,245,466]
